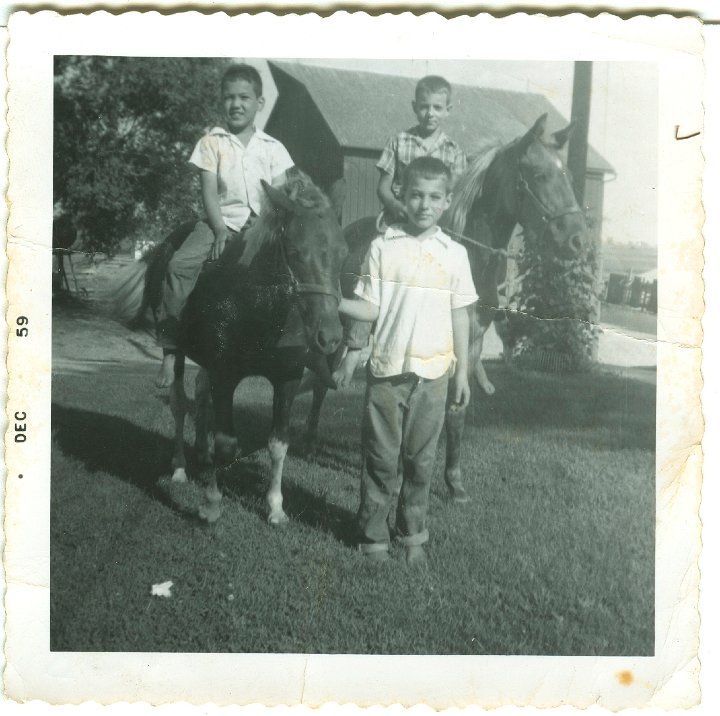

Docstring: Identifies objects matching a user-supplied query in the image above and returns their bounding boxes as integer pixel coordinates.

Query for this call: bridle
[276,231,342,304]
[445,156,584,261]
[516,166,584,242]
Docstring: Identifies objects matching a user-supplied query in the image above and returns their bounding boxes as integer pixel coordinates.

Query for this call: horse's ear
[327,178,346,219]
[262,180,295,213]
[552,122,575,149]
[516,113,548,153]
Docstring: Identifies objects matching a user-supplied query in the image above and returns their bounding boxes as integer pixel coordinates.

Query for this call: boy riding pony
[155,63,294,387]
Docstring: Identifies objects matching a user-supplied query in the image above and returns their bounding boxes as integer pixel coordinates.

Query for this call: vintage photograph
[49,55,657,655]
[5,11,703,708]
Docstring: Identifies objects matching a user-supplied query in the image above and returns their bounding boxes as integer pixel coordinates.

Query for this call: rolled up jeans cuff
[358,541,390,555]
[396,529,429,547]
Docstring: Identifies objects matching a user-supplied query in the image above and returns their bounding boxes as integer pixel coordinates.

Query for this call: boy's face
[412,90,451,135]
[222,79,264,134]
[403,175,452,233]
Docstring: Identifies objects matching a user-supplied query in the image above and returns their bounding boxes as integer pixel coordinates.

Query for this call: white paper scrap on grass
[151,581,174,598]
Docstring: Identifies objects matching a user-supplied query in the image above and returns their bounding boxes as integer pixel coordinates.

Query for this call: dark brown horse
[306,114,589,500]
[113,172,347,523]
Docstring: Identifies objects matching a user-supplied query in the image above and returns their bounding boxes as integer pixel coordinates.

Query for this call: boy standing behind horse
[155,63,294,387]
[339,157,477,565]
[334,75,467,388]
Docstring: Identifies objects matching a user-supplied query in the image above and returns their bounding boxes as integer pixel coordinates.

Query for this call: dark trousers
[156,220,242,350]
[358,370,449,552]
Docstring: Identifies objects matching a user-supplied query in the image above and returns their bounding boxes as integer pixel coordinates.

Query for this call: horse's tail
[107,221,197,327]
[107,253,153,325]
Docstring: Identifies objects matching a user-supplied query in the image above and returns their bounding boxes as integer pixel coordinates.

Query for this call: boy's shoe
[405,544,427,566]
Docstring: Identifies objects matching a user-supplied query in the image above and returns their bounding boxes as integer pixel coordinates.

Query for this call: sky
[251,58,658,247]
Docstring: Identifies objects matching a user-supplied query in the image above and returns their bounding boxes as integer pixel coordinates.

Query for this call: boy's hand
[209,227,230,261]
[450,372,471,411]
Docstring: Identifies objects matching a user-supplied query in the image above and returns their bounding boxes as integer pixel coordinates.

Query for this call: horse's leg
[198,372,238,523]
[169,353,189,483]
[471,322,495,396]
[444,385,469,503]
[444,311,489,502]
[267,378,300,525]
[194,368,214,467]
[306,380,329,445]
[306,344,346,443]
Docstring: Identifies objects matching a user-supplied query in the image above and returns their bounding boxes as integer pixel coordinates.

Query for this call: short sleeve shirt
[189,127,294,231]
[354,226,478,380]
[376,128,467,198]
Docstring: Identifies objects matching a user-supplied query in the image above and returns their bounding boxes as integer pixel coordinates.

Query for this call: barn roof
[269,61,614,175]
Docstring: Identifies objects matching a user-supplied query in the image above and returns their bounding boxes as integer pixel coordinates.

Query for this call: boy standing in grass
[156,63,294,387]
[335,75,467,389]
[339,157,477,565]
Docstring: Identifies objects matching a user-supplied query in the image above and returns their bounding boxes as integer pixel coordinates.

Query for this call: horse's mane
[239,168,332,267]
[443,141,503,236]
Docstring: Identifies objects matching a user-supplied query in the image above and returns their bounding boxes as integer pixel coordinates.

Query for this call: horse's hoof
[480,379,496,396]
[268,511,289,526]
[171,467,188,483]
[199,502,222,523]
[447,484,471,504]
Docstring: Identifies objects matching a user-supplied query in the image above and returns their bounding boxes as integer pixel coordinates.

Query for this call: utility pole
[567,61,592,206]
[567,61,601,361]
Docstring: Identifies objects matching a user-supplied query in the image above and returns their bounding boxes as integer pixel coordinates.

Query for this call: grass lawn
[51,355,655,655]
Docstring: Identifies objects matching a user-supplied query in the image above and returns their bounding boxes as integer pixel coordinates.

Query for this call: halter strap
[517,175,584,229]
[276,236,342,304]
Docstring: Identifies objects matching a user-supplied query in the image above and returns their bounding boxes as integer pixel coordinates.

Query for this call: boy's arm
[271,142,295,187]
[199,170,231,261]
[450,305,471,410]
[377,172,407,218]
[339,297,379,323]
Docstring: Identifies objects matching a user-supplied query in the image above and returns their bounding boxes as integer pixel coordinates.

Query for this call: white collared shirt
[355,226,478,380]
[189,127,294,231]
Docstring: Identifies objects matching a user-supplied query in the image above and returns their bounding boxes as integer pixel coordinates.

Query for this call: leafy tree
[54,56,231,255]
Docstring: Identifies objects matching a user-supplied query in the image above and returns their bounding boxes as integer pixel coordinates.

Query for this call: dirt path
[52,296,168,376]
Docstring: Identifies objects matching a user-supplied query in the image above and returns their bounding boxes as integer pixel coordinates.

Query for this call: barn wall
[342,152,382,227]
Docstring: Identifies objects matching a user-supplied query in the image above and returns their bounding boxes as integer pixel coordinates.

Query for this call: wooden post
[567,61,601,361]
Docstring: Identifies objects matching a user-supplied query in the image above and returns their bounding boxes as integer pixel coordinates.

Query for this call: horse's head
[262,175,348,355]
[503,114,589,260]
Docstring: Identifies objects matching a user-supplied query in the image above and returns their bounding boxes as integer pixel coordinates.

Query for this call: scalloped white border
[4,10,704,709]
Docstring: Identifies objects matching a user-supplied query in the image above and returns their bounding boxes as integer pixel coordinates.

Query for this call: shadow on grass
[51,403,356,544]
[466,363,657,451]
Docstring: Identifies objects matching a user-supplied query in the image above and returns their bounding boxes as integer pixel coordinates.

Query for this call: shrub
[504,230,600,372]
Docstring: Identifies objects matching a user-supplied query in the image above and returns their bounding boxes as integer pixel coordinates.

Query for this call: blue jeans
[358,370,449,552]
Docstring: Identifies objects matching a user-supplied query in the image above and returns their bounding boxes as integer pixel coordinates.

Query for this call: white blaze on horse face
[267,438,289,525]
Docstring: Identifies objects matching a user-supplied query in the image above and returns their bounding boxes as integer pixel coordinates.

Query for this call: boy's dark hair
[404,156,452,191]
[415,75,452,102]
[221,63,263,97]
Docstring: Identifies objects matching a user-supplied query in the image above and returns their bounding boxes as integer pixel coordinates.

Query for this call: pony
[112,170,347,524]
[306,114,589,501]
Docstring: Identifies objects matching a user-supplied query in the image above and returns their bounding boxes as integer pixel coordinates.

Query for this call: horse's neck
[248,237,285,284]
[470,200,516,251]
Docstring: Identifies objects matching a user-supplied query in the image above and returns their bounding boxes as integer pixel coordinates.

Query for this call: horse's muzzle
[303,294,343,355]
